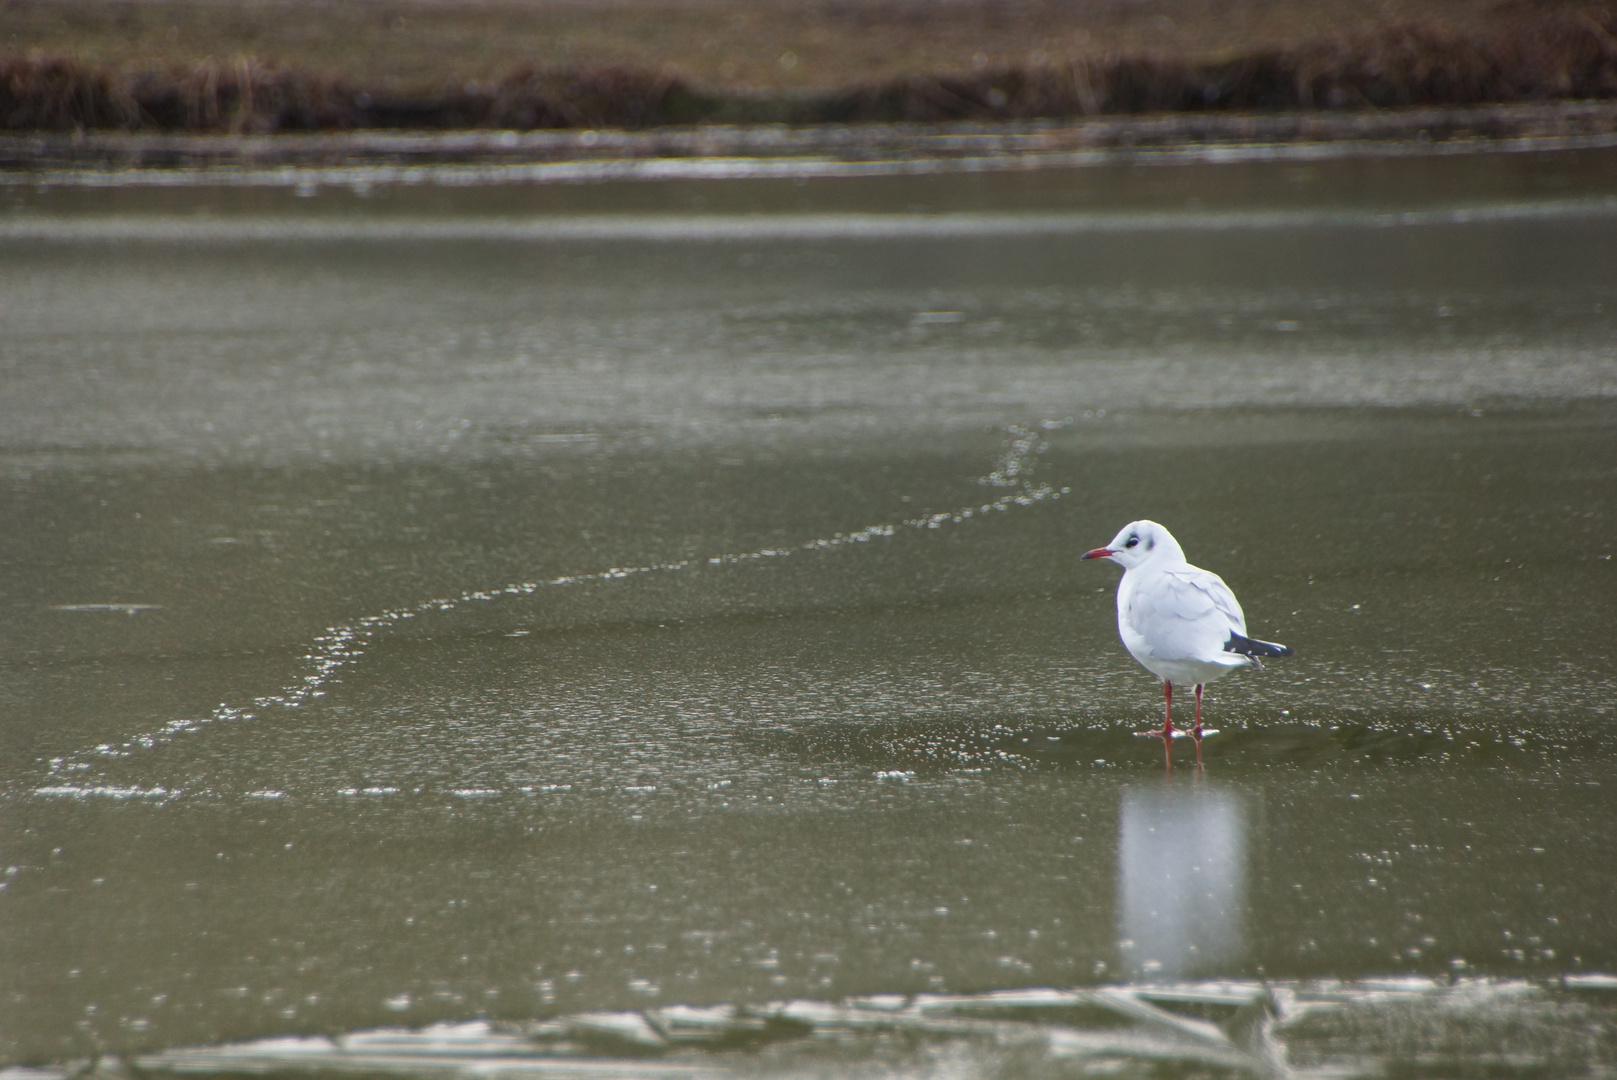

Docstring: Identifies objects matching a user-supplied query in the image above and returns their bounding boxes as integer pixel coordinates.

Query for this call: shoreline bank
[3,6,1615,139]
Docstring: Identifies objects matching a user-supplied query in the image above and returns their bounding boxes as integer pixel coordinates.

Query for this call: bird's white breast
[1114,562,1251,686]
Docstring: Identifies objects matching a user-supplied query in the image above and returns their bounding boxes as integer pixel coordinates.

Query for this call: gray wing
[1168,568,1248,635]
[1124,567,1248,662]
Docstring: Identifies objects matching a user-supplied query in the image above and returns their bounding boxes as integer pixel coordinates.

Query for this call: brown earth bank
[1,0,1615,132]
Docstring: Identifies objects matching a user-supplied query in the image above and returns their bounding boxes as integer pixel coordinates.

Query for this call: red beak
[1081,547,1115,561]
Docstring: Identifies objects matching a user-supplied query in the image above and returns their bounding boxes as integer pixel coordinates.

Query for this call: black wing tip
[1225,632,1293,659]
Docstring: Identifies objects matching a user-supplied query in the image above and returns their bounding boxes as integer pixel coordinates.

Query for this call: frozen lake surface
[2,145,1615,1078]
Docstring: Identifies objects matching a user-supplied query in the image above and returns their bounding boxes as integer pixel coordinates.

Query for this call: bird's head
[1081,520,1181,570]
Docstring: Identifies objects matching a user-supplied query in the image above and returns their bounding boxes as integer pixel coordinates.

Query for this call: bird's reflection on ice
[1117,783,1247,979]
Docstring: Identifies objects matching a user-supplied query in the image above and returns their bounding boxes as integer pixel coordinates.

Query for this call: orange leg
[1152,682,1177,773]
[1190,683,1205,767]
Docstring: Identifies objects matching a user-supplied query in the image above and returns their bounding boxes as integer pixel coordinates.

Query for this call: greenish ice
[2,145,1615,1078]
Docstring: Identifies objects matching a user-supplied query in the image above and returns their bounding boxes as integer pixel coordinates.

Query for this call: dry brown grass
[4,0,1608,94]
[828,7,1617,121]
[1,1,1613,132]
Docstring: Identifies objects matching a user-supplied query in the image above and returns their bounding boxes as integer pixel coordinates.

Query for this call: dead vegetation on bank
[3,6,1615,133]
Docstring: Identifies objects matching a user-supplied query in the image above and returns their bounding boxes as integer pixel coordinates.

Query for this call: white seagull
[1082,520,1291,754]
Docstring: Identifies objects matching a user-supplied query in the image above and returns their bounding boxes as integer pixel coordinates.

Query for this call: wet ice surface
[2,150,1616,1075]
[8,981,1617,1079]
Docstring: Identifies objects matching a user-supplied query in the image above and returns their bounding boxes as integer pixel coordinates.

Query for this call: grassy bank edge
[3,7,1616,136]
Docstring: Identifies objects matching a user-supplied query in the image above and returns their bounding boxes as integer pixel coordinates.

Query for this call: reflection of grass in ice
[40,421,1073,789]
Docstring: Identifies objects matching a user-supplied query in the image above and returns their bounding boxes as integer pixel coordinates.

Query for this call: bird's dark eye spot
[1125,535,1139,548]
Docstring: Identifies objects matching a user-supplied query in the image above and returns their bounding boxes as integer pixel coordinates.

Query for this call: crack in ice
[39,421,1073,793]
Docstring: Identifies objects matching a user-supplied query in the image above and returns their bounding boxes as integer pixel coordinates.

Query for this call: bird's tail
[1225,632,1293,659]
